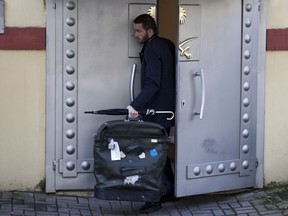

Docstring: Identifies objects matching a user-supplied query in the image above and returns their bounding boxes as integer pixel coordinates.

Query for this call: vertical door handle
[194,69,205,119]
[130,64,137,102]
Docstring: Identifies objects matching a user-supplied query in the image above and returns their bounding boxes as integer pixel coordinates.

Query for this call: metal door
[175,0,261,197]
[46,0,265,194]
[46,0,157,192]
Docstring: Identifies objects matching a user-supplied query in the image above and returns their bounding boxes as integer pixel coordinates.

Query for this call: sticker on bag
[138,152,146,159]
[124,175,139,185]
[109,139,121,161]
[150,148,158,157]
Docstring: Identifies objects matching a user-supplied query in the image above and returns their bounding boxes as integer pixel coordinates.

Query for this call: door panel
[53,0,156,190]
[175,0,258,197]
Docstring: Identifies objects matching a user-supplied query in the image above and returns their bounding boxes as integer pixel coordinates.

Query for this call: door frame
[45,0,266,193]
[46,0,57,192]
[255,0,266,188]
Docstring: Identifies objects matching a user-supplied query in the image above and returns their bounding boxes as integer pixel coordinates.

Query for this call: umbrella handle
[146,109,174,120]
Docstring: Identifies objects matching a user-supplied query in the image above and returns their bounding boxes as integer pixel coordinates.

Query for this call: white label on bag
[124,175,139,185]
[111,142,121,161]
[120,151,126,159]
[138,152,146,159]
[151,139,158,143]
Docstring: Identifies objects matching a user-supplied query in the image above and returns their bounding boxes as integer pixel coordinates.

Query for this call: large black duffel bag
[93,119,168,202]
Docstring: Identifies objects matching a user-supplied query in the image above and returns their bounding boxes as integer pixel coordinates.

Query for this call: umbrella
[84,108,174,120]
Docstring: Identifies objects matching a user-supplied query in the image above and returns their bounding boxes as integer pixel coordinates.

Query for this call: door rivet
[66,129,75,139]
[81,161,91,170]
[206,165,213,174]
[243,98,250,107]
[243,113,249,122]
[242,145,249,154]
[193,166,201,176]
[66,17,76,26]
[244,50,251,59]
[66,145,75,154]
[66,49,75,58]
[245,3,252,12]
[66,113,75,123]
[67,1,76,10]
[66,33,75,43]
[242,129,249,138]
[242,160,249,169]
[66,65,75,74]
[245,18,252,28]
[66,97,75,107]
[244,34,251,43]
[66,161,76,171]
[230,162,237,171]
[243,82,250,91]
[243,66,250,75]
[218,163,225,173]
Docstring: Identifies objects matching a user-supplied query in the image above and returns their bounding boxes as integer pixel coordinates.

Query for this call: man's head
[133,14,157,44]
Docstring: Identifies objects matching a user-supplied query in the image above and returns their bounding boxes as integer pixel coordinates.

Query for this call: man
[127,14,176,213]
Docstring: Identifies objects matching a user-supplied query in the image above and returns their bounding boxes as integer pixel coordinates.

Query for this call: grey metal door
[46,0,157,192]
[175,0,260,197]
[46,0,265,194]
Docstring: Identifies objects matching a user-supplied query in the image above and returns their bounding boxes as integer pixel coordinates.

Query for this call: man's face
[133,23,149,44]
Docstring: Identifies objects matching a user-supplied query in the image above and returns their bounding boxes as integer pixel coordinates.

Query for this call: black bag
[93,119,168,202]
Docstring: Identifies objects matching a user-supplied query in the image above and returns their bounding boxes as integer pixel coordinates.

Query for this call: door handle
[194,69,205,119]
[130,64,137,102]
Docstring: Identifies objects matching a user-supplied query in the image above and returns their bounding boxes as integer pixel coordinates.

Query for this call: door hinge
[255,158,259,168]
[52,160,57,170]
[258,0,262,11]
[53,0,56,9]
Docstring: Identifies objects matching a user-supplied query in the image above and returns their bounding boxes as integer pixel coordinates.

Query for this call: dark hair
[134,14,157,33]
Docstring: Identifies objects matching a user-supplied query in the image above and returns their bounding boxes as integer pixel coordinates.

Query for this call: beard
[138,33,149,44]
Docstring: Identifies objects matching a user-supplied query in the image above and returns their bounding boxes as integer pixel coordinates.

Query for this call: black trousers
[162,128,175,194]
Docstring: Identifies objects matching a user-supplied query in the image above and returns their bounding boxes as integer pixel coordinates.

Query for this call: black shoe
[161,193,176,203]
[139,202,162,213]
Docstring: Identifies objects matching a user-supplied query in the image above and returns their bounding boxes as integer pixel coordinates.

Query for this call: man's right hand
[127,105,139,118]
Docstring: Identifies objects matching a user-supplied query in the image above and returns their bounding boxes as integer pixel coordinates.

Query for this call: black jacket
[130,35,176,128]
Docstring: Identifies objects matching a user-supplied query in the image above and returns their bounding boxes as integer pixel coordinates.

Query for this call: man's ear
[147,28,154,38]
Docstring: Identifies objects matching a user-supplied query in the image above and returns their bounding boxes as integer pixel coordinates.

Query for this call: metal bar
[130,64,137,102]
[199,69,205,119]
[194,69,205,119]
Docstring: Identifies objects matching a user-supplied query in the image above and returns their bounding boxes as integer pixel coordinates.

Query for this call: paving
[1,185,288,216]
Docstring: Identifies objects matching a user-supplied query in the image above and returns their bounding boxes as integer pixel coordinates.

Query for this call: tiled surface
[1,186,288,215]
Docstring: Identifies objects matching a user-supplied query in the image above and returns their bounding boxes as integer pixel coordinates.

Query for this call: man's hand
[127,105,138,118]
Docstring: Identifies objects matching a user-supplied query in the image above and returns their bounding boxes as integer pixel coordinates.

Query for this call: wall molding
[266,28,288,51]
[0,27,45,50]
[0,27,287,51]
